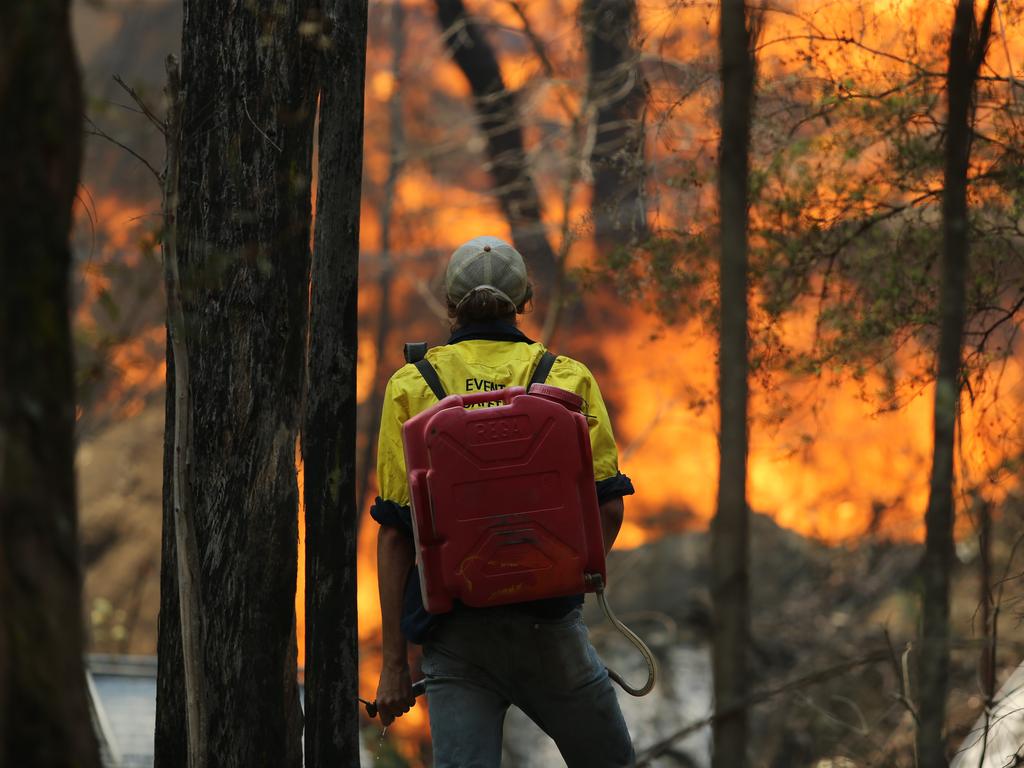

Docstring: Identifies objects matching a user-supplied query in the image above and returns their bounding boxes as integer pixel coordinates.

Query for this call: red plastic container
[402,383,607,614]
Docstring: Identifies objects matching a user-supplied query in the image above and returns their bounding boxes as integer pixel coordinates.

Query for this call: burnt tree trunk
[434,0,558,285]
[711,3,758,768]
[155,339,187,768]
[302,1,368,765]
[154,2,321,765]
[0,3,100,767]
[581,0,648,250]
[917,2,995,766]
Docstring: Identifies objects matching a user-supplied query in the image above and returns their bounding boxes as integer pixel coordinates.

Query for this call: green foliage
[599,11,1024,418]
[89,596,131,648]
[594,235,705,322]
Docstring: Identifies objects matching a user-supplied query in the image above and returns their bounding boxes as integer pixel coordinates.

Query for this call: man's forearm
[599,496,624,555]
[378,525,415,666]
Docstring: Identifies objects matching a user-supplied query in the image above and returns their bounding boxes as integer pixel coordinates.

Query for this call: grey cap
[445,236,529,309]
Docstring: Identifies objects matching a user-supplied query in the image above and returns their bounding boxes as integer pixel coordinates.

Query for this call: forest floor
[78,398,1024,767]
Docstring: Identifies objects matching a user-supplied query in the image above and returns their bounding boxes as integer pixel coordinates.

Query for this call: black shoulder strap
[405,341,447,400]
[529,351,557,387]
[414,359,447,401]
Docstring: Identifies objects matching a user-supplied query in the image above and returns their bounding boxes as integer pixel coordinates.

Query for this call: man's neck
[447,321,533,345]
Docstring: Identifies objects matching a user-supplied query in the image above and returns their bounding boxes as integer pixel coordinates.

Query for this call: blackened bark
[156,55,213,767]
[302,2,368,765]
[711,3,757,768]
[918,2,995,766]
[0,2,100,767]
[434,0,558,284]
[154,340,187,768]
[581,0,648,250]
[153,2,320,765]
[155,58,197,767]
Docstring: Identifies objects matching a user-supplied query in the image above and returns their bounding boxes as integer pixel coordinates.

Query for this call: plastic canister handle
[454,386,526,408]
[527,383,583,412]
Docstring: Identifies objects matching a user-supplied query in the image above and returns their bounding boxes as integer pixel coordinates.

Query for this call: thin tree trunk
[160,57,208,768]
[975,490,995,768]
[918,3,995,765]
[0,3,100,766]
[434,0,558,285]
[357,0,406,520]
[976,492,994,702]
[154,2,320,765]
[154,59,188,768]
[581,0,648,250]
[711,3,758,768]
[302,2,368,765]
[154,336,187,768]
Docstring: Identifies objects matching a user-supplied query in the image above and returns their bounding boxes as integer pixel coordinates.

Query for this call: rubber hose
[592,574,658,697]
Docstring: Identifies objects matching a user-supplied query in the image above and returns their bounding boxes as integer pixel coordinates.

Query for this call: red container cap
[528,383,583,412]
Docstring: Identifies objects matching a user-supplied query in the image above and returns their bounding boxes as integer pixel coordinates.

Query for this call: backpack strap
[414,360,447,401]
[408,343,552,400]
[528,351,557,388]
[404,341,447,401]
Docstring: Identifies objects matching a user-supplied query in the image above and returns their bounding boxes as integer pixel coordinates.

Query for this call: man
[371,236,636,767]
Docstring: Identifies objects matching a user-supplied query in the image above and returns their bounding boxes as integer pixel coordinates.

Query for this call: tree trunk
[302,1,368,765]
[975,490,996,768]
[154,337,187,768]
[0,3,100,767]
[434,0,558,285]
[581,0,648,250]
[917,2,995,765]
[711,3,757,768]
[154,2,321,765]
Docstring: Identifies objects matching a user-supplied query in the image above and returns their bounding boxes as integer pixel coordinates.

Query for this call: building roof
[88,655,157,768]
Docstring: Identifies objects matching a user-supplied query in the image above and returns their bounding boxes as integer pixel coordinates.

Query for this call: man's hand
[375,661,417,726]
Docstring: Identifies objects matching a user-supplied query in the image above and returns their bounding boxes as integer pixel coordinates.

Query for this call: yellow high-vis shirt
[375,331,623,511]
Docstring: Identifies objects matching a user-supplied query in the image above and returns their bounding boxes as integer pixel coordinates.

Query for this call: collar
[447,322,536,345]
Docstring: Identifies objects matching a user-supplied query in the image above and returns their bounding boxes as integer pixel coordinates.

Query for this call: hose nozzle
[358,679,427,719]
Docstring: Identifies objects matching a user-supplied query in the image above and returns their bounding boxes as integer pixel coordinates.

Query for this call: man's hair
[447,283,533,327]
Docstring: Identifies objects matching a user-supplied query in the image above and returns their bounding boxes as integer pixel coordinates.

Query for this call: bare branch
[75,184,99,262]
[413,278,450,323]
[113,73,166,133]
[84,116,163,184]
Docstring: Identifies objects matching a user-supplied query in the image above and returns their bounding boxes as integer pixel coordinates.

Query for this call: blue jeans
[421,606,634,768]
